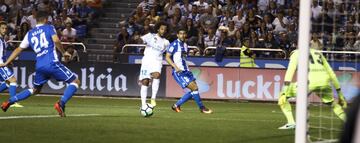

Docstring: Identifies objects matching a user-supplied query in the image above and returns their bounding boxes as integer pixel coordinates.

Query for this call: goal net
[298,0,360,142]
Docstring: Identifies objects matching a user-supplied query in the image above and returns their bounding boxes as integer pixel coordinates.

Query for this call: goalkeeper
[278,48,347,129]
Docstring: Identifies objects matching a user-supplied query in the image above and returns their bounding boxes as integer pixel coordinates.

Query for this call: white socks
[151,79,160,100]
[140,85,148,107]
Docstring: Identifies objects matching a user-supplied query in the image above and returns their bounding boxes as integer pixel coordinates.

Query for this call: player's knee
[141,79,150,86]
[151,72,161,79]
[7,77,16,83]
[278,94,287,105]
[72,79,81,87]
[32,88,41,95]
[188,82,198,91]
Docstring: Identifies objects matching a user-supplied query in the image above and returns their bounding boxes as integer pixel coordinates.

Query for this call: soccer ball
[140,103,154,117]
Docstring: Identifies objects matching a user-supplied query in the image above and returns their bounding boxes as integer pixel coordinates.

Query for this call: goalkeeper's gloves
[337,88,347,109]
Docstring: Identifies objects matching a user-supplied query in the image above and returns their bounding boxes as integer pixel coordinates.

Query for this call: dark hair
[0,21,6,27]
[36,10,49,22]
[177,27,187,33]
[155,21,168,32]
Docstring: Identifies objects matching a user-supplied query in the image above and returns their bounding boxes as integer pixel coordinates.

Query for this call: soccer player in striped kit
[165,28,212,114]
[0,21,23,108]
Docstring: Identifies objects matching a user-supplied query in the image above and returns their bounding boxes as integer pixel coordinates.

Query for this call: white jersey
[167,39,189,71]
[0,37,7,64]
[141,33,170,61]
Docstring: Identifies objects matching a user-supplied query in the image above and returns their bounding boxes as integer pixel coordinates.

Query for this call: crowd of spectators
[115,0,360,59]
[0,0,103,62]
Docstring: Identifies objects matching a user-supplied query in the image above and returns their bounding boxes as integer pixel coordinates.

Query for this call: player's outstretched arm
[0,47,25,67]
[165,52,181,73]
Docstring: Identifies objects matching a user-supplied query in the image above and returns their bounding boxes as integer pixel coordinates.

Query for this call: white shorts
[139,59,162,80]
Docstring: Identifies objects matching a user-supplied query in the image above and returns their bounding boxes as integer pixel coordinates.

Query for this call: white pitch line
[0,114,101,120]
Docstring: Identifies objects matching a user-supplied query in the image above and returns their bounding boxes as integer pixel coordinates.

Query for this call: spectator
[180,0,192,17]
[311,0,322,21]
[204,28,218,55]
[62,21,77,42]
[20,0,33,14]
[263,32,279,58]
[246,9,259,30]
[164,0,180,17]
[272,11,289,34]
[222,0,235,12]
[147,8,160,25]
[249,30,260,48]
[184,18,198,46]
[268,1,278,17]
[126,16,142,37]
[187,5,201,25]
[0,0,9,21]
[234,30,243,47]
[75,1,94,25]
[62,45,80,63]
[193,0,209,14]
[211,0,222,17]
[138,0,152,12]
[8,0,22,19]
[310,32,323,50]
[15,22,30,40]
[27,8,37,28]
[134,6,147,25]
[199,7,218,32]
[232,9,246,29]
[227,20,237,37]
[241,22,251,38]
[258,0,270,14]
[114,26,131,54]
[218,10,232,27]
[218,30,234,47]
[14,10,27,27]
[277,32,291,55]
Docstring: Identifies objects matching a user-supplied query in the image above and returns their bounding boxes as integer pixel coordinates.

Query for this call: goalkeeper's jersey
[284,49,340,88]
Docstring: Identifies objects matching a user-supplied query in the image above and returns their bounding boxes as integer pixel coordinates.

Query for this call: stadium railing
[204,46,288,59]
[121,44,200,53]
[8,40,88,53]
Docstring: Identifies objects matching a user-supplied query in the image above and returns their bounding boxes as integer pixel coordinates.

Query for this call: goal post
[295,0,311,143]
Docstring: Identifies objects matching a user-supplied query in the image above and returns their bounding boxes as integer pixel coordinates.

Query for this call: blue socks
[0,82,8,92]
[175,90,205,109]
[9,89,33,104]
[60,83,78,105]
[191,91,205,109]
[175,92,193,107]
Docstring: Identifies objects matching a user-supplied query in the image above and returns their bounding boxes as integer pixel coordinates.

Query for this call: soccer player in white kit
[139,22,170,108]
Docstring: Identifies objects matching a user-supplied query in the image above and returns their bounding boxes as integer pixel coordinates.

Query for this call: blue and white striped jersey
[0,36,7,64]
[167,39,189,71]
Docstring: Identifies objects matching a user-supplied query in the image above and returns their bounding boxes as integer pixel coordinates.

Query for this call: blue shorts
[172,70,196,89]
[0,66,14,82]
[34,62,77,87]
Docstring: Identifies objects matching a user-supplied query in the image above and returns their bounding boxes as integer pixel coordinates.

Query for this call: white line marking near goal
[0,114,101,120]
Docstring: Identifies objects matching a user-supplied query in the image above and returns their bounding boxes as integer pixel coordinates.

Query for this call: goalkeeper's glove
[337,88,347,109]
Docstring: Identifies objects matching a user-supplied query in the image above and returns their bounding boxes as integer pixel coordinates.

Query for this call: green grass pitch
[0,95,343,143]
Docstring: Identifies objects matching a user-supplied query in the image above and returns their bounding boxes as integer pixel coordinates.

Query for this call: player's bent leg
[325,102,346,121]
[140,79,150,108]
[6,77,23,108]
[150,72,161,106]
[188,81,213,114]
[278,93,296,129]
[1,88,37,112]
[56,79,80,117]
